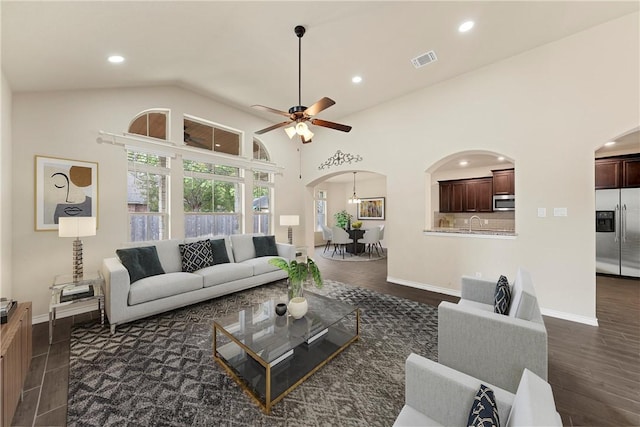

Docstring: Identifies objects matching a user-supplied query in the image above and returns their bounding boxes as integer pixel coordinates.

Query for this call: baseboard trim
[32,302,99,325]
[387,276,461,298]
[387,276,599,326]
[541,308,599,327]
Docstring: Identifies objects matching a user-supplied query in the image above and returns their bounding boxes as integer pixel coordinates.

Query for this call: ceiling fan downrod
[295,25,305,109]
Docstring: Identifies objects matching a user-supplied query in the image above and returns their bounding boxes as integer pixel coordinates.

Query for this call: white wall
[11,85,302,320]
[300,13,640,324]
[1,72,12,299]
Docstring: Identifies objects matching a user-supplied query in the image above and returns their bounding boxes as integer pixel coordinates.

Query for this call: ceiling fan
[252,25,352,144]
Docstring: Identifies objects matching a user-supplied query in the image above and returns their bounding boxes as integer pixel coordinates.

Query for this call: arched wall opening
[425,150,516,233]
[303,170,388,251]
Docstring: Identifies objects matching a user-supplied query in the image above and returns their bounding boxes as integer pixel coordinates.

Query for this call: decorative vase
[288,297,308,319]
[275,303,287,316]
[288,277,305,301]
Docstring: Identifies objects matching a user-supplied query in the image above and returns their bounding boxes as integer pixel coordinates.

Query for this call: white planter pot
[288,297,308,319]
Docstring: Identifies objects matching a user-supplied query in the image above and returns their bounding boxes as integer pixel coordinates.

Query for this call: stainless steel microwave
[493,195,515,211]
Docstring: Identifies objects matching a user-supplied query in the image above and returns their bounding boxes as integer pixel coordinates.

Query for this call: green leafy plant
[269,257,323,299]
[334,210,353,229]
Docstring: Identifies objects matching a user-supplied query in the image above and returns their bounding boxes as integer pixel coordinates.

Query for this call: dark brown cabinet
[492,169,515,195]
[439,178,492,213]
[595,155,640,189]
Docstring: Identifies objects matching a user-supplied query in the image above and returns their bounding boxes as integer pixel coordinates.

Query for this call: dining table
[346,228,365,255]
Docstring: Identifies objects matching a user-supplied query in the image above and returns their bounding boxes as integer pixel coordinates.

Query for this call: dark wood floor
[10,248,640,426]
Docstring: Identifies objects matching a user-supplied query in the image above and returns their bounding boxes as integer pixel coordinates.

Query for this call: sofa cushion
[195,263,254,287]
[506,369,562,427]
[179,240,213,273]
[508,269,537,321]
[494,275,511,315]
[241,256,282,276]
[393,405,441,427]
[253,235,278,257]
[458,299,494,313]
[116,246,165,284]
[128,272,203,305]
[230,234,259,263]
[210,238,231,265]
[467,384,500,427]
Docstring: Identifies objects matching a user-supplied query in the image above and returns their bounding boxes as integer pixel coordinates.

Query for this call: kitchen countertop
[424,227,517,239]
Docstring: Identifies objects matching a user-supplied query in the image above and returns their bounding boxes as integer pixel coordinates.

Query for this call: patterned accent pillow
[253,235,278,257]
[210,238,230,265]
[494,275,511,315]
[467,384,500,427]
[116,246,165,283]
[179,240,213,273]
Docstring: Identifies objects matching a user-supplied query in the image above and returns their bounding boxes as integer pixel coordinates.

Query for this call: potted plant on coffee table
[269,257,323,319]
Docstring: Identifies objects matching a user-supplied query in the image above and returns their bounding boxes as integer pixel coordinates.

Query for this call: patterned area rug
[67,280,438,426]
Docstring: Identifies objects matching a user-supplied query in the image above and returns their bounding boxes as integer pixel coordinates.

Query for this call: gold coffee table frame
[213,294,359,414]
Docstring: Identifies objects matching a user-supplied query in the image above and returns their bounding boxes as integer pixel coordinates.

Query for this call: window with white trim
[252,139,274,233]
[315,190,328,232]
[183,159,243,237]
[127,151,170,241]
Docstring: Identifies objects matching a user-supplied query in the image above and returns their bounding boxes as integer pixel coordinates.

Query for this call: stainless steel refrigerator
[596,188,640,277]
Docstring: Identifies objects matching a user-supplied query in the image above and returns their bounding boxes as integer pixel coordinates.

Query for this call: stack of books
[1,298,16,324]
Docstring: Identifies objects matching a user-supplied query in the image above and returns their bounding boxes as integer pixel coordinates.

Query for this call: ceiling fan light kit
[252,25,352,144]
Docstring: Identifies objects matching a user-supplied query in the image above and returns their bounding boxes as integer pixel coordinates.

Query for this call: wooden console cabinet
[1,302,32,427]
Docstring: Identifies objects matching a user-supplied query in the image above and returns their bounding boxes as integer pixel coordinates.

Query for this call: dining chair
[331,226,353,259]
[358,227,381,258]
[321,224,333,253]
[377,224,385,253]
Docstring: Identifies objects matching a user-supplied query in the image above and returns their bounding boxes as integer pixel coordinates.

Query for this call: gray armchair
[393,353,561,426]
[437,268,548,393]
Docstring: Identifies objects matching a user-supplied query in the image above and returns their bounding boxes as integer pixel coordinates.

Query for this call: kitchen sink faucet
[469,215,483,231]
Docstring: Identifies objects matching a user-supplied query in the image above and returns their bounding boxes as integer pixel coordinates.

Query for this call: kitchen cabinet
[595,155,640,189]
[1,302,32,427]
[439,178,492,213]
[492,169,515,195]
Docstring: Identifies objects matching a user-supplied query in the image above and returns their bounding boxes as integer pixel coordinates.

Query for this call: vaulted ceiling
[3,1,637,125]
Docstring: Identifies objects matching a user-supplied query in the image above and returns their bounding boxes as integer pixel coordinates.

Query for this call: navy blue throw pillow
[253,235,278,257]
[467,384,500,427]
[494,275,511,315]
[210,238,230,265]
[116,246,165,283]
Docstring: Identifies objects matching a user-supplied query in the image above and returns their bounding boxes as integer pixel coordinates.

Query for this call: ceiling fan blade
[311,118,352,133]
[251,105,291,118]
[255,121,292,135]
[304,97,335,116]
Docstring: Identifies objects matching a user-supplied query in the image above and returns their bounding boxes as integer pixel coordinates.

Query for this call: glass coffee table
[213,292,359,414]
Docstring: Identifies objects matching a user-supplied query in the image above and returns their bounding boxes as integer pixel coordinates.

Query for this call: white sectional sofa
[102,234,294,333]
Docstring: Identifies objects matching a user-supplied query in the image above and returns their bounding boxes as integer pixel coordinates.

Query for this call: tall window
[315,190,328,232]
[127,151,170,241]
[252,139,274,233]
[184,116,240,155]
[183,159,242,237]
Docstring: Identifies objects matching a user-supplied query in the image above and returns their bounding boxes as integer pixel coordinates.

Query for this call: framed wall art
[35,155,98,231]
[357,197,385,220]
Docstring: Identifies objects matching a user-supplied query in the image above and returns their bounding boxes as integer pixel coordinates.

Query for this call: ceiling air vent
[411,50,438,69]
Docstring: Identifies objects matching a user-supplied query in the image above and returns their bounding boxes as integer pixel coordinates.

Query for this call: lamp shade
[58,217,97,238]
[280,215,300,226]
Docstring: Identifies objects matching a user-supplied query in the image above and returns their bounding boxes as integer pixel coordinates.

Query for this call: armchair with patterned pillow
[437,268,548,393]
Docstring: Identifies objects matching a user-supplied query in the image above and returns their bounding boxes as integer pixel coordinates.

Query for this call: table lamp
[59,217,97,282]
[279,215,299,245]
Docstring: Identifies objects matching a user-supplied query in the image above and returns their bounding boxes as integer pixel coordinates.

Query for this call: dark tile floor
[10,247,640,426]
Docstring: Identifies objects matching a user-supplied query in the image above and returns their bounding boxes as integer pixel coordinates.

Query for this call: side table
[49,271,105,344]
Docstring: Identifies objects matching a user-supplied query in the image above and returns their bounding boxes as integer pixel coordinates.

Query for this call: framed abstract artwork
[357,197,385,220]
[35,155,98,231]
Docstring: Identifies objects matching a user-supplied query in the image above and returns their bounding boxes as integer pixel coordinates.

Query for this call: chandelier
[348,172,361,204]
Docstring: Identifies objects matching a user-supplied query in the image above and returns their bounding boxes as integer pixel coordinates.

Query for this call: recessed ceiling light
[352,76,363,84]
[459,21,475,33]
[604,141,616,146]
[459,160,468,166]
[215,143,221,147]
[497,156,505,161]
[108,55,125,63]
